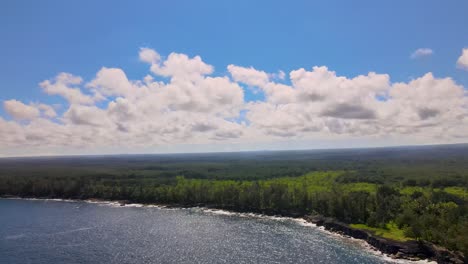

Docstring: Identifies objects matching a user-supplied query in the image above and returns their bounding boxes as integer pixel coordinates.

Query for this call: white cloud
[63,104,112,127]
[228,65,269,87]
[144,51,213,81]
[87,67,133,97]
[456,48,468,70]
[139,47,161,64]
[289,66,390,104]
[387,73,466,131]
[40,73,97,105]
[410,48,433,59]
[36,103,57,118]
[277,70,286,80]
[246,66,466,141]
[0,48,467,156]
[3,100,40,120]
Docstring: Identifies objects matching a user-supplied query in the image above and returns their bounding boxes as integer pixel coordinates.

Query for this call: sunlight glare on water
[0,199,428,264]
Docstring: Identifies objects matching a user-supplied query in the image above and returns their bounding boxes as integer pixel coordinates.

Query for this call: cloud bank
[1,48,467,156]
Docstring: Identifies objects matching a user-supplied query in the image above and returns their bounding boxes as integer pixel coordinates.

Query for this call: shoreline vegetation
[0,146,467,263]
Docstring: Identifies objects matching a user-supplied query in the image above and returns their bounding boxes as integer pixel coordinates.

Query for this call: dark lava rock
[304,215,466,264]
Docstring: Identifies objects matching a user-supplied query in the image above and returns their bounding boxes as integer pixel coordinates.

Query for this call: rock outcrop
[304,215,466,264]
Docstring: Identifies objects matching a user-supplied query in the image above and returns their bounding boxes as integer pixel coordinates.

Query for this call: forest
[0,144,467,256]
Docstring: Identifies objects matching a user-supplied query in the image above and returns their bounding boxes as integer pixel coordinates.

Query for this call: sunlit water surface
[0,199,421,264]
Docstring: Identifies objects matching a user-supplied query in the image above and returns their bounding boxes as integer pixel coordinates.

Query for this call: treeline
[0,171,467,255]
[1,145,467,184]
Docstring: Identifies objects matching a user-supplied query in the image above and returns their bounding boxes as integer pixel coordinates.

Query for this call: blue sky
[1,1,468,156]
[2,1,467,104]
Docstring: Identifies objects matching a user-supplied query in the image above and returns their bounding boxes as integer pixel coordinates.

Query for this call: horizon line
[1,142,466,160]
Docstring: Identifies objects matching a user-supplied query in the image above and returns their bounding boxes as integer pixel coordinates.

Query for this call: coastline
[1,196,462,263]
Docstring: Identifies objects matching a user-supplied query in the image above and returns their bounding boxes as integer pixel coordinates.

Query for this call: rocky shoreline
[2,196,465,263]
[304,215,466,264]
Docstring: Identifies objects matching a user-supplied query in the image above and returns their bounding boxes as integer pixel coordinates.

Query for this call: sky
[1,0,467,156]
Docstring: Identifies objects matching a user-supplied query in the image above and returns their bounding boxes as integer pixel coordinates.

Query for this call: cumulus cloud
[3,100,40,120]
[139,47,161,64]
[64,105,111,127]
[87,67,133,97]
[321,104,376,119]
[1,47,467,156]
[456,48,468,70]
[228,65,270,87]
[410,48,433,59]
[40,73,98,104]
[387,72,466,131]
[146,52,213,81]
[245,66,466,141]
[36,103,57,118]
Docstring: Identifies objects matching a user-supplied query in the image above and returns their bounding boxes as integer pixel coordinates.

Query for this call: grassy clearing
[343,182,377,193]
[350,222,410,242]
[444,187,467,199]
[399,186,430,196]
[399,186,467,200]
[272,171,344,194]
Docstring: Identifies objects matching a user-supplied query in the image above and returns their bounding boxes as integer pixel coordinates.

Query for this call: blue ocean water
[0,199,403,264]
